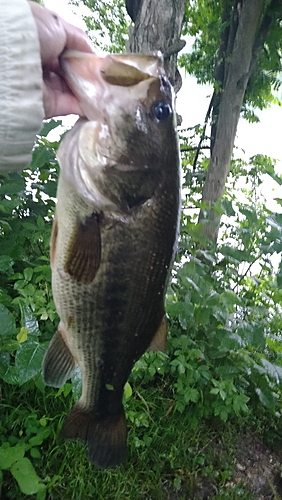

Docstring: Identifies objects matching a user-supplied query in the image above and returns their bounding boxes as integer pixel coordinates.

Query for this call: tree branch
[192,92,215,171]
[231,251,265,291]
[181,146,210,152]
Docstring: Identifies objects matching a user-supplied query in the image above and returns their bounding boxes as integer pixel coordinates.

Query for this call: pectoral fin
[64,212,101,285]
[147,316,167,352]
[43,323,76,388]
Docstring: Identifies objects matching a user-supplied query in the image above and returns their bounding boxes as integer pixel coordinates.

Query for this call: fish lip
[61,50,164,81]
[60,50,166,101]
[60,50,168,122]
[101,51,164,79]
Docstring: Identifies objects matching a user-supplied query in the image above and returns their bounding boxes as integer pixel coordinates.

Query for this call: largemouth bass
[43,50,180,468]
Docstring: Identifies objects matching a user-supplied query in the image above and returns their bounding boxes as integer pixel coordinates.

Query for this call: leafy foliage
[70,0,129,51]
[0,123,61,389]
[180,0,282,117]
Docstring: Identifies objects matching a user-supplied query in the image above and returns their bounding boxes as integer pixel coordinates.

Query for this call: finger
[63,19,94,54]
[43,70,70,93]
[43,87,85,118]
[43,78,85,118]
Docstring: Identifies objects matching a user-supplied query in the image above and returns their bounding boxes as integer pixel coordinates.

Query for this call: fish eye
[152,101,171,122]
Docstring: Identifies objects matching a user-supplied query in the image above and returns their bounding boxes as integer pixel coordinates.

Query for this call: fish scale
[43,50,180,468]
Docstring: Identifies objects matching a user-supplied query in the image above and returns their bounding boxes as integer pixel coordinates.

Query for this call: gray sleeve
[0,0,45,172]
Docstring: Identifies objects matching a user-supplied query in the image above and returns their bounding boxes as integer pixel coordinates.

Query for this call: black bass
[43,50,180,468]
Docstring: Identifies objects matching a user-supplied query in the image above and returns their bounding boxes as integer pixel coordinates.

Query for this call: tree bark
[198,0,268,244]
[126,0,186,92]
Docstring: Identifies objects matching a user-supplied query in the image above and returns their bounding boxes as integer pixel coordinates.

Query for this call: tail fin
[60,402,127,468]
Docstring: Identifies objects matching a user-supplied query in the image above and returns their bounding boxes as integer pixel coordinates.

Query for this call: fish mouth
[60,50,164,120]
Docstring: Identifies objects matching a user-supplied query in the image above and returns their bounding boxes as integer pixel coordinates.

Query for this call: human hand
[28,1,93,118]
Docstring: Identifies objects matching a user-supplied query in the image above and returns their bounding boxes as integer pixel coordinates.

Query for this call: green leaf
[0,304,16,336]
[39,417,47,427]
[0,443,25,469]
[30,447,41,459]
[21,283,35,296]
[22,222,38,231]
[2,365,20,385]
[220,290,242,307]
[123,382,132,400]
[15,341,46,385]
[276,258,282,288]
[17,327,28,344]
[0,220,12,233]
[28,427,50,446]
[267,214,282,232]
[0,352,10,378]
[219,245,251,264]
[39,119,62,137]
[217,330,241,349]
[10,457,45,495]
[0,177,25,195]
[194,306,210,325]
[0,255,14,273]
[235,325,258,347]
[185,277,200,293]
[210,387,219,395]
[20,304,40,336]
[232,394,249,415]
[30,143,56,170]
[23,268,33,282]
[221,199,235,217]
[217,364,241,378]
[184,387,199,403]
[37,216,45,230]
[219,409,228,422]
[206,292,220,306]
[57,383,72,398]
[239,207,258,223]
[260,359,282,383]
[255,387,276,410]
[250,325,266,349]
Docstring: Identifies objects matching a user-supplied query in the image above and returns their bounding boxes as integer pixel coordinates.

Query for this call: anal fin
[42,323,76,387]
[64,212,101,285]
[147,316,167,352]
[61,402,127,469]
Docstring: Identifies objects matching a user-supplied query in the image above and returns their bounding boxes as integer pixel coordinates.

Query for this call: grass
[2,378,277,500]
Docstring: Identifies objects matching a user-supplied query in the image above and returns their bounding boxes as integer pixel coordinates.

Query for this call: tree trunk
[126,0,186,92]
[198,0,266,244]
